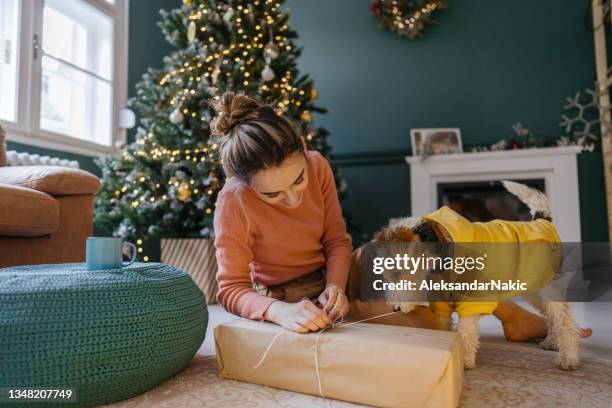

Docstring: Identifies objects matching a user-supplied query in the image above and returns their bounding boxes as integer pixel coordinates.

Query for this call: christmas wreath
[371,0,448,39]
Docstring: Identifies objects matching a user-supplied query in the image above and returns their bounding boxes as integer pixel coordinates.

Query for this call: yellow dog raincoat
[422,206,562,318]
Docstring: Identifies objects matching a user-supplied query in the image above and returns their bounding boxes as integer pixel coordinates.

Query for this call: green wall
[286,0,608,242]
[127,0,179,143]
[7,0,608,244]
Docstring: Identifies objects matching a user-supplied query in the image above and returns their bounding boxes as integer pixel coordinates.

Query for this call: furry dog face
[371,217,442,310]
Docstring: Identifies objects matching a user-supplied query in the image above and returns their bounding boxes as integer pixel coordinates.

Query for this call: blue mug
[86,237,137,270]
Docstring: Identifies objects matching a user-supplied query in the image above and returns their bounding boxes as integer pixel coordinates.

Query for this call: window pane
[40,56,112,146]
[0,0,20,122]
[40,0,114,146]
[43,0,113,80]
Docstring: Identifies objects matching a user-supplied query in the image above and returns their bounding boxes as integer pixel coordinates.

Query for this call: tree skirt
[104,343,612,408]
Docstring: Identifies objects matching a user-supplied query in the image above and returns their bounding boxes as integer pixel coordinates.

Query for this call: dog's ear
[414,221,440,242]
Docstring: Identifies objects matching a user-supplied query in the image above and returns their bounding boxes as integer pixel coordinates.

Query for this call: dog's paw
[389,302,417,314]
[539,335,559,351]
[557,355,580,371]
[463,354,476,370]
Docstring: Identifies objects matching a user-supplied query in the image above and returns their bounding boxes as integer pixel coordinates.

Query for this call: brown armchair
[0,126,101,267]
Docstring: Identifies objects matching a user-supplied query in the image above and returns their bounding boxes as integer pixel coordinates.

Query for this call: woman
[211,91,591,340]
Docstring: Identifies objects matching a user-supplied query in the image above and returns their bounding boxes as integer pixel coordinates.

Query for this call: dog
[371,181,581,370]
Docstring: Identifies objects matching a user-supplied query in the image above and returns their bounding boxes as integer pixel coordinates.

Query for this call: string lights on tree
[94,0,348,261]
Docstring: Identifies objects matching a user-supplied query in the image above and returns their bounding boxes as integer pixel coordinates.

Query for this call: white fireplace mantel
[405,146,583,242]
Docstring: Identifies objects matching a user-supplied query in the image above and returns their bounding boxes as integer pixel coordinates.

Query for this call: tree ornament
[261,65,275,82]
[211,59,222,84]
[187,21,196,42]
[200,227,212,238]
[182,0,192,4]
[223,9,234,23]
[169,109,184,124]
[264,42,280,60]
[177,183,192,202]
[147,225,161,236]
[300,110,313,123]
[310,88,318,100]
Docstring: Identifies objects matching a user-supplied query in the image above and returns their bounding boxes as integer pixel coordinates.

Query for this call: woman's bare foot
[494,301,593,342]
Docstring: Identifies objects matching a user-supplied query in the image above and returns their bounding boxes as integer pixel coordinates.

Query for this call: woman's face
[249,151,309,209]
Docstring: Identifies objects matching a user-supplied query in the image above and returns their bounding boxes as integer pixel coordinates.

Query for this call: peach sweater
[213,150,352,320]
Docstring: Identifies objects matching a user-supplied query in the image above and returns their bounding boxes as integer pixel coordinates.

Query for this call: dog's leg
[541,301,581,370]
[456,314,483,369]
[523,293,558,350]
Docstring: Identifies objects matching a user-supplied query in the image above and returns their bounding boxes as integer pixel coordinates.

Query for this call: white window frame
[1,0,129,157]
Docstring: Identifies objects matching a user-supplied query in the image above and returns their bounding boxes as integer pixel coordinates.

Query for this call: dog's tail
[501,180,552,221]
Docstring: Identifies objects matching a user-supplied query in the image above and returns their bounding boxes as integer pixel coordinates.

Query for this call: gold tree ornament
[300,110,313,123]
[371,0,448,39]
[177,183,192,202]
[183,0,192,5]
[310,88,318,100]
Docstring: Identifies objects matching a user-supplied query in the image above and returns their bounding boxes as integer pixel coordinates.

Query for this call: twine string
[252,330,286,370]
[252,309,402,397]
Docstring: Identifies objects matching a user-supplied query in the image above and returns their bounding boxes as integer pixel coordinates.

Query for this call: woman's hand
[318,284,350,321]
[264,299,333,333]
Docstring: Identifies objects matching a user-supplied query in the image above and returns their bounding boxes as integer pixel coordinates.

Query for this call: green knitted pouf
[0,262,208,407]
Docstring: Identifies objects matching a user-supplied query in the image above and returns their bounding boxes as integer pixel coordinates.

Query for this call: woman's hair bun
[210,91,261,136]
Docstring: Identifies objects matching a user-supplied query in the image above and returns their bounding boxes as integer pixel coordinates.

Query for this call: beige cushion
[0,183,59,237]
[0,166,100,196]
[0,126,6,167]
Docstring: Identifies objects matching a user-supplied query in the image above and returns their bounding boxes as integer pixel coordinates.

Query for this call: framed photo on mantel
[411,128,463,157]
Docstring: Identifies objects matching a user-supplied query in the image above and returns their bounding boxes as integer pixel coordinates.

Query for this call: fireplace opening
[437,179,546,222]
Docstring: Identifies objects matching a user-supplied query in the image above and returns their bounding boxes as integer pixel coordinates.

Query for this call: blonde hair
[210,91,303,182]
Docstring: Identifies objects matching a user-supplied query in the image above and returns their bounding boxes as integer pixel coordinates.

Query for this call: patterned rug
[105,343,612,408]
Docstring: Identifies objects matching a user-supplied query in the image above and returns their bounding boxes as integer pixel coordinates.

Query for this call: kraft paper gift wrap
[214,319,463,408]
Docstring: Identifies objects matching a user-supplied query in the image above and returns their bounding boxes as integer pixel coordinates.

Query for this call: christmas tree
[95,0,348,260]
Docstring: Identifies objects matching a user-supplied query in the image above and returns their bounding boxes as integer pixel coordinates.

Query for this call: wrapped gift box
[214,319,463,408]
